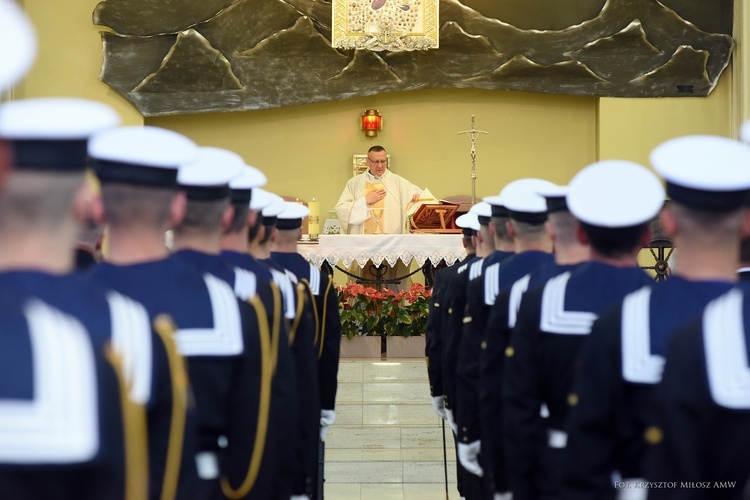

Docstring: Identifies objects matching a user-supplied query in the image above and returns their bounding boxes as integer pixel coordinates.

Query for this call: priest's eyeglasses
[368,159,388,164]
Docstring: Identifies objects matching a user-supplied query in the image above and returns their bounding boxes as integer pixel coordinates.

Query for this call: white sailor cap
[482,194,508,217]
[496,178,557,224]
[456,212,480,236]
[248,187,274,211]
[261,193,286,226]
[0,98,119,171]
[568,160,664,228]
[651,135,750,212]
[468,201,492,225]
[277,202,310,230]
[178,147,244,200]
[481,192,508,217]
[0,1,36,92]
[536,184,569,213]
[229,165,267,204]
[89,126,197,187]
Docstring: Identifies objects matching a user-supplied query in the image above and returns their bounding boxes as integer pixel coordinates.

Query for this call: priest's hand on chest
[365,188,386,204]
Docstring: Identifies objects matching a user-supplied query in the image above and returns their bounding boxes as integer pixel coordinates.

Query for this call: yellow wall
[598,68,734,167]
[150,90,597,218]
[17,0,742,215]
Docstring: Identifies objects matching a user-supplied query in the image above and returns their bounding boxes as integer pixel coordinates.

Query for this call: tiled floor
[324,359,462,499]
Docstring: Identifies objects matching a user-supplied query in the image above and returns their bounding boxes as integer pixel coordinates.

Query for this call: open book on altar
[409,200,463,234]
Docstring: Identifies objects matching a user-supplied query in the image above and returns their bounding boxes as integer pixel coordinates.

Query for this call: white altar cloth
[297,234,466,269]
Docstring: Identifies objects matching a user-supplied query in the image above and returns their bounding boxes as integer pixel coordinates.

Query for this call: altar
[297,234,466,288]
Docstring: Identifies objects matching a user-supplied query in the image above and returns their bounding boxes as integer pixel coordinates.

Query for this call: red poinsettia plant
[337,282,432,339]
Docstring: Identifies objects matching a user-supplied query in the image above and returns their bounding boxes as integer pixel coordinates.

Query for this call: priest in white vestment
[335,145,437,290]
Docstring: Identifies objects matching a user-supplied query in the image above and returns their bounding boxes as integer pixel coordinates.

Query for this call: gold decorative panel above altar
[94,0,734,117]
[332,0,439,51]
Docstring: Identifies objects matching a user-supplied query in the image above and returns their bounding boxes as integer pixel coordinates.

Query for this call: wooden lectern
[409,200,462,234]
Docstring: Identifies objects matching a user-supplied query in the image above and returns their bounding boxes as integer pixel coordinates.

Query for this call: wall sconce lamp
[361,109,383,137]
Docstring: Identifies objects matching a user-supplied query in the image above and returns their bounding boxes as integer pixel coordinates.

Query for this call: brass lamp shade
[361,109,383,137]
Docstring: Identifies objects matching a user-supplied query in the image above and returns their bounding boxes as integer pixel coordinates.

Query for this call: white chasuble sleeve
[335,175,369,234]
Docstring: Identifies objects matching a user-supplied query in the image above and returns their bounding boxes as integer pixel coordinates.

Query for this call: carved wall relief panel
[94,0,734,117]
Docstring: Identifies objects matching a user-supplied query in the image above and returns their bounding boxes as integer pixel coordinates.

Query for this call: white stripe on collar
[270,268,297,320]
[469,259,484,280]
[508,274,531,329]
[174,273,244,356]
[309,265,321,296]
[703,288,750,409]
[108,291,153,405]
[233,267,257,301]
[539,272,597,335]
[484,263,501,306]
[621,286,664,384]
[0,300,99,463]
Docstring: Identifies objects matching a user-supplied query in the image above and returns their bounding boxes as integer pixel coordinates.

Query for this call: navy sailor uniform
[270,251,341,497]
[424,255,475,496]
[426,257,474,402]
[561,276,735,500]
[478,250,554,494]
[235,251,319,498]
[88,255,276,499]
[503,262,653,499]
[0,294,134,500]
[439,254,481,498]
[455,249,513,497]
[177,248,300,500]
[0,270,187,500]
[425,263,451,401]
[647,287,750,499]
[481,259,577,498]
[441,255,481,418]
[270,252,340,413]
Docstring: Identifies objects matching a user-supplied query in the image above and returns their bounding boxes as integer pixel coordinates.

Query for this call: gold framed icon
[332,0,439,52]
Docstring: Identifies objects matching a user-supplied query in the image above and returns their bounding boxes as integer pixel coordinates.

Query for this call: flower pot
[385,335,426,359]
[340,335,382,358]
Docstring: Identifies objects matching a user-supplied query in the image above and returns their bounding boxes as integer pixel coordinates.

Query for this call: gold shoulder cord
[152,314,188,500]
[288,282,307,346]
[301,278,321,347]
[104,343,149,500]
[269,283,281,375]
[318,278,334,359]
[220,295,273,499]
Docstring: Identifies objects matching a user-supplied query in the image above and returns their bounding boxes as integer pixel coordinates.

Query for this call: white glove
[320,409,335,442]
[445,408,458,434]
[320,409,336,427]
[458,440,483,477]
[290,496,311,500]
[432,395,447,419]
